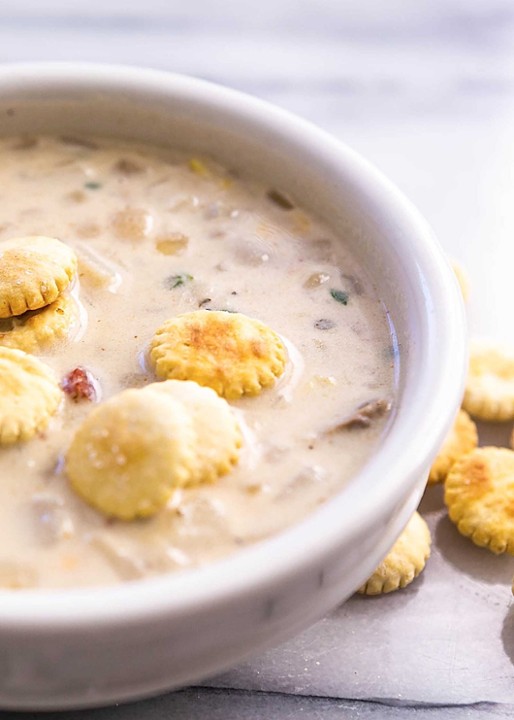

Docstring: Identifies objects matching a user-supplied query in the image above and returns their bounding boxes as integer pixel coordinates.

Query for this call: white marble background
[0,1,513,718]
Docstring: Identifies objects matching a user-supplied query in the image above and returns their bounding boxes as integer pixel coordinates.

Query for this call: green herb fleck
[330,289,349,305]
[84,181,102,190]
[166,273,193,289]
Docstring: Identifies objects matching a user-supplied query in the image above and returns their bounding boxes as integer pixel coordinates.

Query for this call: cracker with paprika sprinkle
[149,310,286,399]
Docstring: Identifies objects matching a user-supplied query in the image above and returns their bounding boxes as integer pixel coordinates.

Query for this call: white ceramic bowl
[0,64,466,710]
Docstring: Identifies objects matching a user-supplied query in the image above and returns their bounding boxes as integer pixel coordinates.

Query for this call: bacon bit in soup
[165,273,193,289]
[266,188,295,210]
[327,398,392,432]
[61,367,98,403]
[330,288,349,306]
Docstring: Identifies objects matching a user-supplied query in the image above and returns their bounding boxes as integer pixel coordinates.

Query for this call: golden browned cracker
[149,310,286,399]
[358,511,431,595]
[428,409,478,484]
[445,446,514,554]
[0,236,77,317]
[0,347,62,444]
[0,293,79,353]
[463,340,514,422]
[66,388,198,520]
[144,380,242,485]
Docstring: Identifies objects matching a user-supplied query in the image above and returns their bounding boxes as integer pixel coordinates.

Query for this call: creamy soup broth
[0,135,396,588]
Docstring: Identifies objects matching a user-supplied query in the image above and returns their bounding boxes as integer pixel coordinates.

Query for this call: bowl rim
[0,62,467,629]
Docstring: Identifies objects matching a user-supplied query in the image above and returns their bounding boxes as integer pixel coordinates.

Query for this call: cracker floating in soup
[0,293,79,353]
[144,380,242,484]
[0,235,77,317]
[149,310,287,399]
[0,347,62,444]
[66,388,199,520]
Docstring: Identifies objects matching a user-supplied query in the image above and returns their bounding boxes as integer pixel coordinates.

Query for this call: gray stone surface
[209,487,514,705]
[0,690,511,720]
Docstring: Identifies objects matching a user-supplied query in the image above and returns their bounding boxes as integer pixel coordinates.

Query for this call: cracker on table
[66,388,197,521]
[0,293,79,353]
[445,446,514,555]
[144,380,242,485]
[0,347,62,444]
[0,236,77,318]
[462,339,514,422]
[357,511,431,595]
[149,310,287,399]
[428,409,478,484]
